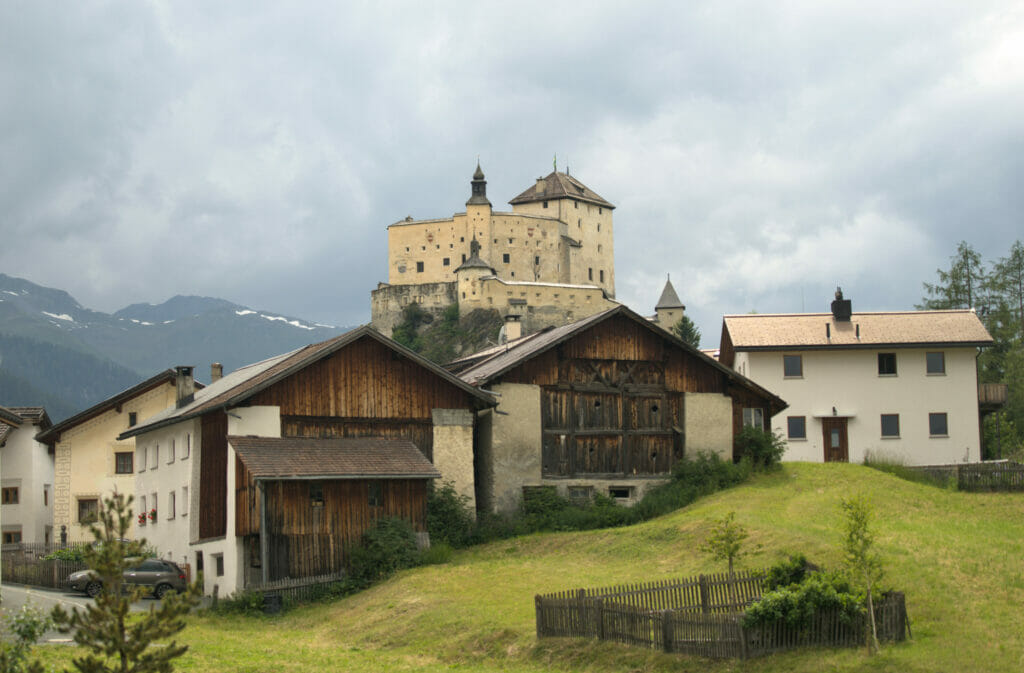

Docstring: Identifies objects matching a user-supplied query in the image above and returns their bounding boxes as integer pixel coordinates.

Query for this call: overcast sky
[2,1,1022,347]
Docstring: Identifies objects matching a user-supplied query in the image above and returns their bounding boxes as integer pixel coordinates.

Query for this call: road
[0,583,158,644]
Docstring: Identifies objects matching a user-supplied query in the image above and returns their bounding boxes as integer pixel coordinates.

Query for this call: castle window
[600,270,605,282]
[574,200,578,209]
[599,207,603,214]
[421,246,426,251]
[449,243,453,248]
[436,244,440,249]
[462,292,466,298]
[462,254,466,262]
[510,272,515,277]
[578,218,581,228]
[460,237,464,242]
[543,201,548,208]
[597,224,601,231]
[508,238,513,244]
[598,244,602,252]
[534,256,540,265]
[503,253,510,263]
[588,268,593,281]
[536,293,541,298]
[493,239,498,243]
[416,261,424,272]
[443,258,450,266]
[405,247,410,252]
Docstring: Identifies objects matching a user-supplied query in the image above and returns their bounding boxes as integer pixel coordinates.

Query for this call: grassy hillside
[37,464,1024,672]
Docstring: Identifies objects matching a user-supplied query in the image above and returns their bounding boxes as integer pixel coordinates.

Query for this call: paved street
[1,583,157,644]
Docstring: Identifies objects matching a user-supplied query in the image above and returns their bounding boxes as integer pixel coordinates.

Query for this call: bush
[735,426,787,468]
[743,570,864,630]
[765,554,816,590]
[633,452,750,520]
[347,517,420,584]
[427,481,475,547]
[418,542,454,565]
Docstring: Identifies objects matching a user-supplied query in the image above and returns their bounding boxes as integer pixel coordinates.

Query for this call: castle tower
[454,236,495,305]
[655,275,685,328]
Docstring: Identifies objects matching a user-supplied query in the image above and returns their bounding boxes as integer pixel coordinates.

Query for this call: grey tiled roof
[509,171,614,209]
[655,278,684,310]
[0,406,23,426]
[229,436,441,479]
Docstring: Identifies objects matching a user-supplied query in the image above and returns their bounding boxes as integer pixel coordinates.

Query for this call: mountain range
[0,273,352,421]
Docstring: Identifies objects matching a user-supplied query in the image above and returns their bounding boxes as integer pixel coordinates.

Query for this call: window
[443,257,450,266]
[599,270,604,283]
[926,352,945,375]
[137,446,146,472]
[310,482,324,507]
[461,254,466,263]
[214,554,225,577]
[929,412,948,437]
[787,416,806,439]
[502,253,510,263]
[368,482,383,508]
[128,412,137,427]
[743,408,765,430]
[567,486,593,503]
[878,353,897,376]
[181,486,188,516]
[542,201,548,208]
[880,414,900,438]
[150,444,159,470]
[1,487,18,504]
[608,486,633,500]
[43,488,48,506]
[574,200,578,209]
[3,530,22,544]
[115,452,134,474]
[534,256,540,265]
[168,491,176,519]
[78,498,99,524]
[168,439,175,464]
[416,261,424,273]
[783,354,803,378]
[588,268,593,281]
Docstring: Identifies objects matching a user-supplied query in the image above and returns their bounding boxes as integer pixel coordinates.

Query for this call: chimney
[830,287,852,322]
[503,314,522,343]
[210,362,223,383]
[535,177,546,195]
[175,366,195,408]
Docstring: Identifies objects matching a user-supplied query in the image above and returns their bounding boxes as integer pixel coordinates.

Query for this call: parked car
[67,558,187,599]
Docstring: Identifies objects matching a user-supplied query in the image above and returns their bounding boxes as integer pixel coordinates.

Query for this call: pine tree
[671,315,702,349]
[51,494,200,673]
[918,240,988,311]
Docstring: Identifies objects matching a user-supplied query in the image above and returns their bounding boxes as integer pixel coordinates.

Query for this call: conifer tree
[671,315,702,349]
[51,494,200,673]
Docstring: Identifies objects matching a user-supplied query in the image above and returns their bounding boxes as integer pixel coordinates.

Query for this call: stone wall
[371,281,457,337]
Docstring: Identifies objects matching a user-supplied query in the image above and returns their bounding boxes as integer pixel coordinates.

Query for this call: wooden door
[821,418,848,462]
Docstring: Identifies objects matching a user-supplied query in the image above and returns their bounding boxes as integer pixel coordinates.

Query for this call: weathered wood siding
[241,477,427,580]
[199,411,228,540]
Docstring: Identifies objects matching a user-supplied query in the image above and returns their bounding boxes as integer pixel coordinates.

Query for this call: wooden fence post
[661,610,672,653]
[736,616,748,660]
[596,598,605,641]
[535,596,543,638]
[699,574,710,614]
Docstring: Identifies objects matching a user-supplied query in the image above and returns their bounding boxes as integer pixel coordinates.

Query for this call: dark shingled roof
[0,424,13,444]
[37,370,179,445]
[0,405,23,427]
[509,171,615,209]
[655,277,685,310]
[448,305,787,415]
[120,325,494,440]
[6,407,51,429]
[229,436,441,480]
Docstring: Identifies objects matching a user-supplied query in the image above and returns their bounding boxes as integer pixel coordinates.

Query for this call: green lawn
[35,463,1024,672]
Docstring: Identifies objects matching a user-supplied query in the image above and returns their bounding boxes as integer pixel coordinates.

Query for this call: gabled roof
[230,436,441,480]
[722,310,993,352]
[120,325,495,440]
[449,305,786,413]
[509,171,615,209]
[36,370,180,445]
[6,407,51,429]
[0,405,23,427]
[655,277,685,310]
[0,424,12,445]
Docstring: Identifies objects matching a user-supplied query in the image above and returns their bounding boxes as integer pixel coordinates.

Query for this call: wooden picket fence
[911,462,1024,492]
[1,543,89,589]
[245,570,350,606]
[535,571,908,659]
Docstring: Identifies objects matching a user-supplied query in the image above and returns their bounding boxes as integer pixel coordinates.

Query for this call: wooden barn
[122,326,493,596]
[448,306,787,513]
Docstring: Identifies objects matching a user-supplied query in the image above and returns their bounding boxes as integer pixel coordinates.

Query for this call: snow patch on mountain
[42,311,74,322]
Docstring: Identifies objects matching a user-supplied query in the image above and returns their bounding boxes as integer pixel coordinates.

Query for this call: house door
[822,418,849,462]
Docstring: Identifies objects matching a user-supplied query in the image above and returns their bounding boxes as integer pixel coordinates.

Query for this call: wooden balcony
[979,383,1009,413]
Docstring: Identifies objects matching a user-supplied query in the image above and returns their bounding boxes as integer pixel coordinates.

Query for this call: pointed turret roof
[655,276,685,310]
[454,237,495,274]
[466,161,491,206]
[509,171,614,209]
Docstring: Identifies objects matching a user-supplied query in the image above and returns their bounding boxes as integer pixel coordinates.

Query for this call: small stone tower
[655,275,686,328]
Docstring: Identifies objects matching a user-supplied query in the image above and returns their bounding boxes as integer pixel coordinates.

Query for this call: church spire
[467,161,491,206]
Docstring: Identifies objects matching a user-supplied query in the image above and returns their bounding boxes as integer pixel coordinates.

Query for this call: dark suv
[68,558,187,599]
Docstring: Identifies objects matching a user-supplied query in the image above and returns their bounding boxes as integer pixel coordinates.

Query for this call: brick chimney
[210,362,223,383]
[175,366,195,408]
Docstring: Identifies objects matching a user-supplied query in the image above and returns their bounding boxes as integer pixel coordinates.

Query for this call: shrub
[743,570,864,630]
[347,517,420,584]
[633,452,749,520]
[735,426,786,468]
[427,481,475,548]
[765,553,815,590]
[419,542,454,566]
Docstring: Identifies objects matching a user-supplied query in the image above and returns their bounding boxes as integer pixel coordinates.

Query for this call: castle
[371,164,623,337]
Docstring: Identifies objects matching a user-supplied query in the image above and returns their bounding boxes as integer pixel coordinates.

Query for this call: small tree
[51,493,201,673]
[0,603,51,673]
[671,315,702,349]
[840,495,883,654]
[701,511,750,575]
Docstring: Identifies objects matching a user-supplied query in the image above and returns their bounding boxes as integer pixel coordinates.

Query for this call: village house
[447,305,787,513]
[718,289,995,465]
[36,370,181,543]
[120,326,494,597]
[372,164,622,337]
[0,406,53,545]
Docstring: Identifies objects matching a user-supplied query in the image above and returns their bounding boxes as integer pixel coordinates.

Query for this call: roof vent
[831,287,852,322]
[175,366,195,408]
